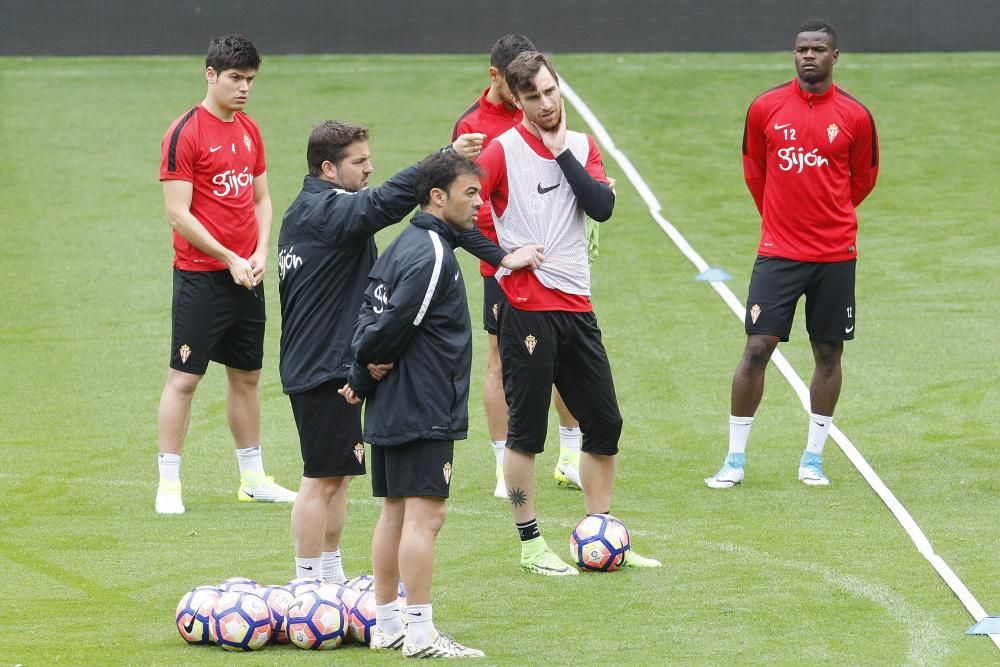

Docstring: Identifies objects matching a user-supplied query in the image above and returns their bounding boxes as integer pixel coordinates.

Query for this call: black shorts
[482,277,503,335]
[370,439,454,498]
[170,269,266,374]
[745,256,856,342]
[289,379,366,478]
[497,303,622,456]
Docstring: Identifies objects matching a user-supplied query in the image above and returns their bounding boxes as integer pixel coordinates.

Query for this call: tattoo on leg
[508,487,527,507]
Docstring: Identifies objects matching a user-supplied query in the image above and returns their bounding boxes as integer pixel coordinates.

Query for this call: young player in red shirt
[706,20,879,489]
[156,35,297,514]
[454,34,586,498]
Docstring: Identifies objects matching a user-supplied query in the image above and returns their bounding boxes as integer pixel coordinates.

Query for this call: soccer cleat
[402,630,485,658]
[621,549,662,568]
[704,452,745,489]
[238,472,298,503]
[493,465,507,499]
[370,626,406,651]
[554,462,582,489]
[798,452,831,486]
[155,480,185,514]
[521,547,579,576]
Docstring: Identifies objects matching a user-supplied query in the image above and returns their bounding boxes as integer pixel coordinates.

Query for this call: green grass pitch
[1,51,998,664]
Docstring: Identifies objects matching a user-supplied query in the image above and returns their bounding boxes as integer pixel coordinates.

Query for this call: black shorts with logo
[370,439,454,499]
[289,379,366,478]
[745,256,856,342]
[497,302,622,456]
[170,268,266,374]
[482,277,503,335]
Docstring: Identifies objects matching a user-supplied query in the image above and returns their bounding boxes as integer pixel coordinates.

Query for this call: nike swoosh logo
[537,182,559,194]
[845,326,855,333]
[209,145,222,152]
[301,565,313,571]
[773,123,791,130]
[183,599,208,634]
[409,611,423,617]
[815,422,826,428]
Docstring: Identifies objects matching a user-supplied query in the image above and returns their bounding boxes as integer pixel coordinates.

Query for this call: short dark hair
[504,51,559,97]
[796,19,837,49]
[307,120,369,177]
[206,34,261,72]
[414,151,482,206]
[490,34,536,73]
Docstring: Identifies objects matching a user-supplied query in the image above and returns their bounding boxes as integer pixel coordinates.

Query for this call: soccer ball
[286,589,348,650]
[319,583,361,643]
[218,576,258,593]
[175,586,220,644]
[570,513,631,572]
[345,574,375,593]
[210,590,272,651]
[286,577,322,597]
[255,585,295,644]
[347,589,377,644]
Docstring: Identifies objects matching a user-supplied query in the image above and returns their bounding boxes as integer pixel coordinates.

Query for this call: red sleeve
[741,99,767,214]
[452,116,473,142]
[477,141,508,218]
[159,120,196,183]
[585,135,608,183]
[849,109,878,207]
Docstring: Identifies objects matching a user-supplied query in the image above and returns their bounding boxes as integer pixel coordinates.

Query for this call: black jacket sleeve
[555,150,615,222]
[324,164,418,244]
[458,227,506,267]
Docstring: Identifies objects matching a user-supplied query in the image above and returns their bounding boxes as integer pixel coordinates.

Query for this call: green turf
[1,52,998,664]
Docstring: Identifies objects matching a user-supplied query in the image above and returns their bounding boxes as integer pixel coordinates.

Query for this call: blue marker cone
[966,617,1000,635]
[695,267,732,282]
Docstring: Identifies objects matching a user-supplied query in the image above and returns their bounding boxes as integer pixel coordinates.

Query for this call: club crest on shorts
[492,303,499,322]
[750,304,762,325]
[827,123,839,143]
[179,344,192,364]
[442,462,452,485]
[524,334,537,355]
[353,443,365,464]
[243,134,252,152]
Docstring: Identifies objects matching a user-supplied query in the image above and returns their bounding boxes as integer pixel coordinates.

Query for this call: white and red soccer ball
[210,590,272,651]
[286,576,323,597]
[570,513,631,572]
[255,585,295,644]
[175,586,221,644]
[285,589,349,650]
[217,576,257,593]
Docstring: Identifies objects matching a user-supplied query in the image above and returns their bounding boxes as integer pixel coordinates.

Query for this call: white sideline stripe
[561,78,999,648]
[414,230,444,326]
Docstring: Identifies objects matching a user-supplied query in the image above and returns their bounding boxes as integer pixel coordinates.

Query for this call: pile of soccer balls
[175,574,405,651]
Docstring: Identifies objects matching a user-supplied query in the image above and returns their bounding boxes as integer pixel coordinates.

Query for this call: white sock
[728,416,754,455]
[236,445,265,476]
[295,556,321,579]
[806,413,833,455]
[491,440,506,467]
[158,453,181,483]
[376,600,405,636]
[322,550,345,584]
[559,426,581,461]
[405,603,434,647]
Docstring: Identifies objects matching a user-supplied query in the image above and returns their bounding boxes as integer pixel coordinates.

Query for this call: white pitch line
[560,77,999,649]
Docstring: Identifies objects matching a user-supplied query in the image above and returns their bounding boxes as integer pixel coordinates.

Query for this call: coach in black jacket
[278,120,527,586]
[340,152,542,657]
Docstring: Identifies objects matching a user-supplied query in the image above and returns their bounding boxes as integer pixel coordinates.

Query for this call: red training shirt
[452,88,522,277]
[159,105,267,272]
[477,124,607,312]
[742,79,878,262]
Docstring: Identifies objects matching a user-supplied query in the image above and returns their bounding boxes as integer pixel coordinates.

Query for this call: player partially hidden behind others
[155,35,296,514]
[340,151,543,658]
[706,20,879,489]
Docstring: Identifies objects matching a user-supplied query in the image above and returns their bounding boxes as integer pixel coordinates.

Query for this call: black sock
[516,518,541,541]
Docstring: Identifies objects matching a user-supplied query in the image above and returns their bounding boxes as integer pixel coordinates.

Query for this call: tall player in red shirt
[454,34,586,498]
[155,35,297,514]
[706,20,879,490]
